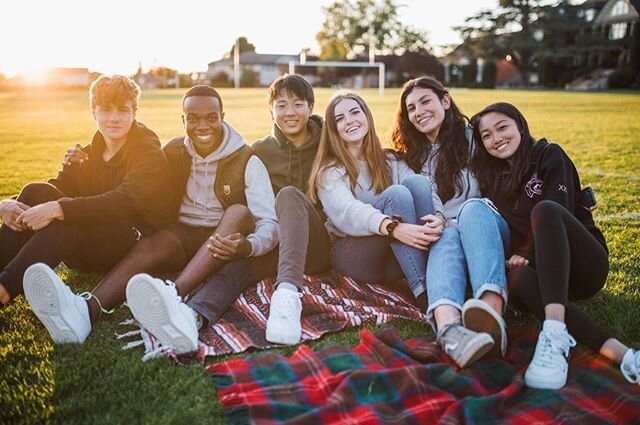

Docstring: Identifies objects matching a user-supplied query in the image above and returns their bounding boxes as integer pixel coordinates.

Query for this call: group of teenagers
[0,73,638,391]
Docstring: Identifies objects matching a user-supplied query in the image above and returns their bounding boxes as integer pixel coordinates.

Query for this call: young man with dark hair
[26,85,277,352]
[0,74,173,311]
[124,74,328,350]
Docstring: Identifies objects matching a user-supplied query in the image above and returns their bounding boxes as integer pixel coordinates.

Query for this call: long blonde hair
[308,91,390,204]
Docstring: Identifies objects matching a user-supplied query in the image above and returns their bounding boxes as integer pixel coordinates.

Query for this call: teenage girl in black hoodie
[471,102,639,390]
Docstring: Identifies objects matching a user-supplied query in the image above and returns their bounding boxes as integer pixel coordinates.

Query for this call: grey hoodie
[179,122,277,256]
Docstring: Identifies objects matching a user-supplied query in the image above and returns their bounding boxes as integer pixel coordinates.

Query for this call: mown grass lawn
[0,87,639,424]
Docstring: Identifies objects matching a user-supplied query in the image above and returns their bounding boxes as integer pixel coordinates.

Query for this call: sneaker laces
[163,280,183,304]
[78,291,115,315]
[273,290,302,320]
[621,350,640,384]
[533,329,577,368]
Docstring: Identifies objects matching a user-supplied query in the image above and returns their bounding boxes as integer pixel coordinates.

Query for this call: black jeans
[509,200,610,351]
[0,183,141,298]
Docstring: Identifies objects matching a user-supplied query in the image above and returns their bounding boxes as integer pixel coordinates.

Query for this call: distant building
[207,52,306,86]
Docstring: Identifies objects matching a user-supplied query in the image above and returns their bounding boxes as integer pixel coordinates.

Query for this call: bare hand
[63,144,88,166]
[506,254,529,269]
[421,213,445,234]
[0,200,30,231]
[206,233,252,261]
[18,201,64,231]
[392,222,440,250]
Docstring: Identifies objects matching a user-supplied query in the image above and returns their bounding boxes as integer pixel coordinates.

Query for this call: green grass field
[1,88,639,424]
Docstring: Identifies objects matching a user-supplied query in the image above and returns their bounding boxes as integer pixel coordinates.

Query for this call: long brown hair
[308,91,390,204]
[390,76,470,203]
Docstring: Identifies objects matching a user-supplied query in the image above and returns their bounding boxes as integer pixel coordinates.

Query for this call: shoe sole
[463,299,507,356]
[524,369,567,390]
[24,264,87,344]
[455,332,495,368]
[265,323,301,346]
[126,275,197,354]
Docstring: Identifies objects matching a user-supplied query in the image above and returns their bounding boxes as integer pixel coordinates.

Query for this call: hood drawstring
[190,152,211,214]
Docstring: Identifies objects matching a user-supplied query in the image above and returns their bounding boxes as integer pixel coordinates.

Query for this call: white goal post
[288,60,386,96]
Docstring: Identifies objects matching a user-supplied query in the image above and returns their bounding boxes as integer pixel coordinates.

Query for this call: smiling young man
[25,85,277,351]
[151,74,328,347]
[0,75,173,311]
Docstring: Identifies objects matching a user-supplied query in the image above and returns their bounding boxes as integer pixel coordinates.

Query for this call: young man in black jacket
[0,75,173,317]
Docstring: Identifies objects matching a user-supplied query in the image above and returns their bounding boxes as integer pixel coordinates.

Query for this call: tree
[224,36,256,59]
[316,0,429,60]
[456,0,553,86]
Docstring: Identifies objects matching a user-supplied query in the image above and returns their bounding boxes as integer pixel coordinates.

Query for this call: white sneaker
[126,273,198,354]
[621,349,640,384]
[524,325,577,389]
[265,284,302,345]
[24,263,91,344]
[462,298,508,356]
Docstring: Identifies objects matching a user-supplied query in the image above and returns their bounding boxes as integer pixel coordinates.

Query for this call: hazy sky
[0,0,497,77]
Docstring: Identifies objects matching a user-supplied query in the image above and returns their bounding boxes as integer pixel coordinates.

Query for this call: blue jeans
[426,198,510,326]
[331,175,433,298]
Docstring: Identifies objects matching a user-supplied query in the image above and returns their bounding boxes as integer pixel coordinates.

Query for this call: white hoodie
[178,122,277,256]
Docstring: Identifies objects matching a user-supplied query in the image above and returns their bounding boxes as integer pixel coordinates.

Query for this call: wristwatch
[385,215,403,240]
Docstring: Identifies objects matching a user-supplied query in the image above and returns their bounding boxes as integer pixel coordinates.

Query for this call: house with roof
[206,52,318,87]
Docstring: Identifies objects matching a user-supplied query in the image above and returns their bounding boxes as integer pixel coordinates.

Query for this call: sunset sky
[0,0,496,78]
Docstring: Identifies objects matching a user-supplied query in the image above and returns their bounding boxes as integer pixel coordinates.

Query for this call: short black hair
[182,85,223,112]
[267,74,314,107]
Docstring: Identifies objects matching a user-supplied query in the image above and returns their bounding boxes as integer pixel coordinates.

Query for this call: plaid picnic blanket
[209,325,640,424]
[120,272,426,361]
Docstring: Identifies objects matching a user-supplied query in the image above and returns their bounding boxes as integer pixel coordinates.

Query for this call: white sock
[277,282,299,293]
[542,319,567,333]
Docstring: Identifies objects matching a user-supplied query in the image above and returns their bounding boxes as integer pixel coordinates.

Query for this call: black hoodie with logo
[252,115,323,194]
[47,121,173,231]
[493,138,606,257]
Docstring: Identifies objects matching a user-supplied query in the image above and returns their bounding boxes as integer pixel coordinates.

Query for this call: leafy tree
[316,0,429,60]
[456,0,554,85]
[224,36,257,59]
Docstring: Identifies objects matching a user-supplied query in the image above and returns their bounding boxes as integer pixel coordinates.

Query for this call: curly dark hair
[390,76,470,203]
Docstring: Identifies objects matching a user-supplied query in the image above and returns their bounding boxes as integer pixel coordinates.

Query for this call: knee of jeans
[457,198,490,221]
[275,186,304,209]
[401,174,431,194]
[17,182,60,205]
[382,184,413,205]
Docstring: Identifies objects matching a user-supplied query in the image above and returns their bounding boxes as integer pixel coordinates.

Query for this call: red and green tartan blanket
[208,325,640,424]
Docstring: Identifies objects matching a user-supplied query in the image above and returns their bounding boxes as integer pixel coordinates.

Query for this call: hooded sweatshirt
[492,139,606,256]
[252,115,323,194]
[165,122,277,256]
[48,121,173,231]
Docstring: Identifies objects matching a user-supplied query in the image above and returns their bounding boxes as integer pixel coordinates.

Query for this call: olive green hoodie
[252,115,322,194]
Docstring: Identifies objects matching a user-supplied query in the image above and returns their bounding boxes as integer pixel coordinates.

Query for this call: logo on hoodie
[525,173,543,198]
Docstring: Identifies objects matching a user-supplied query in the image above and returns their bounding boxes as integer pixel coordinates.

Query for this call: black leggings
[509,200,610,352]
[0,183,140,298]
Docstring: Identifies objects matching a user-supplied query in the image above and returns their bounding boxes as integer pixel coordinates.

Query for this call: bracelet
[385,215,404,240]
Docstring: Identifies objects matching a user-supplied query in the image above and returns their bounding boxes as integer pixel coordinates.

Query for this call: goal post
[288,60,386,96]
